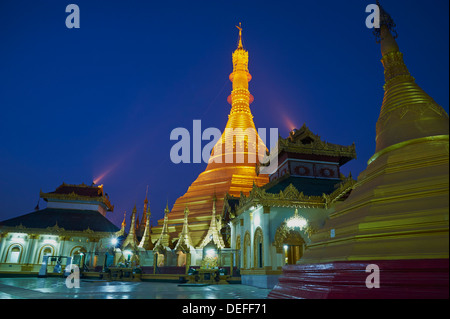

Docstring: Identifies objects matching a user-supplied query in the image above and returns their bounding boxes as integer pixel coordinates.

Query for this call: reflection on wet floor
[0,277,271,299]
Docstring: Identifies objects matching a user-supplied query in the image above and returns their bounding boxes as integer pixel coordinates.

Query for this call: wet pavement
[0,277,271,299]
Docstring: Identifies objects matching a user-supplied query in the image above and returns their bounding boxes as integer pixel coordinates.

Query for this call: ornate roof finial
[138,204,154,250]
[373,0,398,43]
[115,211,127,237]
[197,197,225,249]
[121,211,127,228]
[144,185,149,203]
[164,200,170,214]
[236,22,243,49]
[122,206,138,250]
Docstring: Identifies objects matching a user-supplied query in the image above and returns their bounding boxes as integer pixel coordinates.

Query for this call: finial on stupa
[121,211,127,228]
[373,0,398,43]
[236,22,243,49]
[144,185,149,203]
[164,200,170,214]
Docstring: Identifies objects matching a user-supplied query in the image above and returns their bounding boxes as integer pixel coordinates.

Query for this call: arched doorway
[253,227,264,269]
[5,245,23,263]
[274,222,306,265]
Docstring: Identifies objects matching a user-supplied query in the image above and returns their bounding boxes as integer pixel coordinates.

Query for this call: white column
[262,207,271,269]
[29,237,41,264]
[0,233,8,263]
[25,234,38,264]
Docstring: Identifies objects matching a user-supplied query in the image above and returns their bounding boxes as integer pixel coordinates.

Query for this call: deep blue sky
[0,0,448,228]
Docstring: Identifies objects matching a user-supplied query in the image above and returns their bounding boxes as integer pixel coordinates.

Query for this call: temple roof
[48,183,104,197]
[0,208,119,233]
[276,124,357,166]
[40,182,114,212]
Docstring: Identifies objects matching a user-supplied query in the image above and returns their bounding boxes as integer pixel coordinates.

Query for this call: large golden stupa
[152,24,269,247]
[269,3,449,299]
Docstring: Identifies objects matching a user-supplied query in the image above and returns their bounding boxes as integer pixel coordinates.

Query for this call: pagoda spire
[151,25,269,248]
[143,185,149,218]
[371,1,449,154]
[137,186,149,236]
[154,201,171,250]
[208,22,266,165]
[174,204,194,252]
[115,212,127,237]
[121,212,126,228]
[122,204,138,250]
[138,203,154,250]
[197,195,225,249]
[236,22,243,49]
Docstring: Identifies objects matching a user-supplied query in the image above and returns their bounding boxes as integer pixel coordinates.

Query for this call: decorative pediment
[279,184,301,199]
[14,223,27,230]
[235,183,325,214]
[83,227,94,234]
[46,222,65,233]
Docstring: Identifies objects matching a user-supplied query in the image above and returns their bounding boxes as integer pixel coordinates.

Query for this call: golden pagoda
[122,204,138,251]
[137,186,149,238]
[152,24,269,247]
[270,2,449,299]
[138,205,154,250]
[174,205,195,252]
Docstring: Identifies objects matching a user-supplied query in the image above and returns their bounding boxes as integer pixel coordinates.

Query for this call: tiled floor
[0,277,271,299]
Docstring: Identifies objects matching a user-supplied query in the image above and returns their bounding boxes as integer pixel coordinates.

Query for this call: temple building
[269,2,449,299]
[0,183,119,275]
[228,124,357,288]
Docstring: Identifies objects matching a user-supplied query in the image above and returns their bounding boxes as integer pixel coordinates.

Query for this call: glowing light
[111,238,118,245]
[93,165,117,185]
[286,208,308,229]
[124,250,132,257]
[93,144,140,184]
[206,249,216,257]
[282,113,297,132]
[253,213,260,226]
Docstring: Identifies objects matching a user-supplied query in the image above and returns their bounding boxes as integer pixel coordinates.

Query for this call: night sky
[0,0,448,228]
